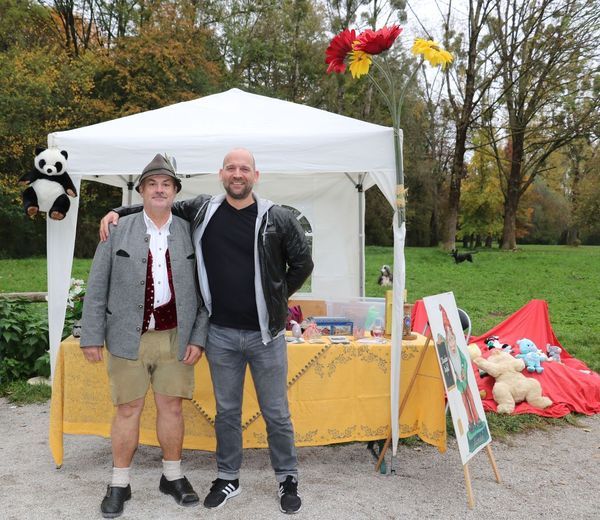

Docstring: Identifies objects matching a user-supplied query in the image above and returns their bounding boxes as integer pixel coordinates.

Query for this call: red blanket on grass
[411,299,600,417]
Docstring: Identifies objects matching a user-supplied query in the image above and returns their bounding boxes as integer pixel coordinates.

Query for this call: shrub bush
[0,300,49,383]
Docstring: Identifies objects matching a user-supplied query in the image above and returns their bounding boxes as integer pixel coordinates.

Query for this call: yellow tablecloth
[49,334,446,466]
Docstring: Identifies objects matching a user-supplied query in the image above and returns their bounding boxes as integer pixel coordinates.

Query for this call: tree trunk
[429,173,443,246]
[443,183,460,251]
[441,0,484,251]
[501,186,520,249]
[566,149,582,246]
[443,104,470,251]
[565,226,579,246]
[501,129,526,250]
[290,0,302,103]
[429,199,439,246]
[442,156,463,251]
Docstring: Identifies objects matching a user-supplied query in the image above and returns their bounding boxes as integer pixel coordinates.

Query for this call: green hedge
[0,300,50,383]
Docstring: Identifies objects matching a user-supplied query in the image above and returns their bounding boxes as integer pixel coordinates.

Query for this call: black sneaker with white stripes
[278,476,301,514]
[203,478,241,509]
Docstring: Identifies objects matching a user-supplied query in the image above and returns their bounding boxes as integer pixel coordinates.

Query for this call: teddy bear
[19,147,77,220]
[468,343,490,379]
[485,335,513,354]
[471,348,552,414]
[516,338,548,373]
[546,344,562,363]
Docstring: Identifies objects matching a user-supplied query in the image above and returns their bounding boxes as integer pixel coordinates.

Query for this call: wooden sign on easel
[376,291,501,509]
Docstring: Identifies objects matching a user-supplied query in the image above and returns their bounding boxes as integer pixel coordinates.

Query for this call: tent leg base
[389,454,396,476]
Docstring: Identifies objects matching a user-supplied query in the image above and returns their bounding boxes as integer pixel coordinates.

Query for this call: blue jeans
[205,324,298,482]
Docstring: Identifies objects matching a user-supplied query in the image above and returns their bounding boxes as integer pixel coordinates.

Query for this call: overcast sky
[402,0,469,44]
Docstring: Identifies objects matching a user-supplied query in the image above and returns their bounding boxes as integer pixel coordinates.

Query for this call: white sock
[111,466,131,488]
[162,459,183,481]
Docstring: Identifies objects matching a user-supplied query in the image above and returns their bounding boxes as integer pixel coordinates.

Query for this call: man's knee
[215,407,243,427]
[115,398,145,419]
[155,394,183,418]
[263,411,292,430]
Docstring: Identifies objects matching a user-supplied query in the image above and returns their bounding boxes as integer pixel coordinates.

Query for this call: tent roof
[49,88,396,177]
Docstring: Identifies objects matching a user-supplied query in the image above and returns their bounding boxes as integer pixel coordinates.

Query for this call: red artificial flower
[354,25,402,55]
[325,28,356,74]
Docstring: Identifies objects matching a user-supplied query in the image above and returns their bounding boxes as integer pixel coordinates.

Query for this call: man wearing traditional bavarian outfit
[81,154,208,518]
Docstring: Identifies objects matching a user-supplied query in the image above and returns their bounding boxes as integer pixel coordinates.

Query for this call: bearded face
[220,149,259,201]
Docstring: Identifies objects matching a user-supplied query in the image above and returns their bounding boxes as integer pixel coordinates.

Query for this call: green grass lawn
[0,258,92,292]
[366,245,600,372]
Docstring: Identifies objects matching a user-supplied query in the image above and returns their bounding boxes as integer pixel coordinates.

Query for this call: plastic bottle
[364,306,379,331]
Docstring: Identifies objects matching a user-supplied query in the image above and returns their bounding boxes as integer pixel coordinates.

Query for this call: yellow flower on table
[411,38,453,68]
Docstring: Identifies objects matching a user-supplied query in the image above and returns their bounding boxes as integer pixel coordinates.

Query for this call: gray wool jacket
[80,212,208,360]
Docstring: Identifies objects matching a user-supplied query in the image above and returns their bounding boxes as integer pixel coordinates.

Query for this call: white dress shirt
[143,211,172,330]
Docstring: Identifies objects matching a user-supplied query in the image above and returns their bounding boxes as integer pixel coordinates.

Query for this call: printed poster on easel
[423,292,491,464]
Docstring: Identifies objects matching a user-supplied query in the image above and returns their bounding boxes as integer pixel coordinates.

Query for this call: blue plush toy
[516,338,548,373]
[546,344,562,363]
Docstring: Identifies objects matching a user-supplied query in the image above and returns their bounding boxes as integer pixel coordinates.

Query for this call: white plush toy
[19,147,77,220]
[473,349,552,414]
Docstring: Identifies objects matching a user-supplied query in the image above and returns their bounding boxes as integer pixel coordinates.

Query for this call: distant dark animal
[377,264,393,286]
[451,249,476,264]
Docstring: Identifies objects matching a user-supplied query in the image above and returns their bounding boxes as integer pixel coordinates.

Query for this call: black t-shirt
[201,200,260,331]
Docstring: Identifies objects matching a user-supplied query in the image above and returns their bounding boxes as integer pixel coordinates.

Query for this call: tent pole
[117,175,135,206]
[126,175,134,205]
[358,173,365,297]
[345,173,366,297]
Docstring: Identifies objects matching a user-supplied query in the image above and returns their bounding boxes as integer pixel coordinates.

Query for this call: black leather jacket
[114,194,313,339]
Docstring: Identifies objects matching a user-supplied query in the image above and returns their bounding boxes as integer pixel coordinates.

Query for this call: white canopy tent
[46,88,406,456]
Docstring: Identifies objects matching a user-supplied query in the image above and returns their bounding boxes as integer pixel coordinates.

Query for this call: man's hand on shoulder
[183,344,204,365]
[99,211,120,242]
[81,346,103,363]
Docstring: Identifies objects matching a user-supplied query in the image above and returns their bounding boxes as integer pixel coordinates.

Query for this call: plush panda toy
[19,147,77,220]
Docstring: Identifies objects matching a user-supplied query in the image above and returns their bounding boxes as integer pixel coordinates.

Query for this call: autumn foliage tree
[2,0,599,257]
[485,0,600,249]
[0,0,222,257]
[460,134,504,246]
[441,0,500,251]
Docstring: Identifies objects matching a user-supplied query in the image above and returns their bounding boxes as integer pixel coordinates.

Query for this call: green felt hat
[136,153,181,192]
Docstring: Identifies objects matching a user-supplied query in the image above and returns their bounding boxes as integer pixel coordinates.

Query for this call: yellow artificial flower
[348,49,372,78]
[411,38,453,69]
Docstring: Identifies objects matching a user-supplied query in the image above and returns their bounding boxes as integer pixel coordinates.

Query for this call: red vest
[142,249,177,333]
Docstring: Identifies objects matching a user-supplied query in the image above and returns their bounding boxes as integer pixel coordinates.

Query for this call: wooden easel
[375,331,502,509]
